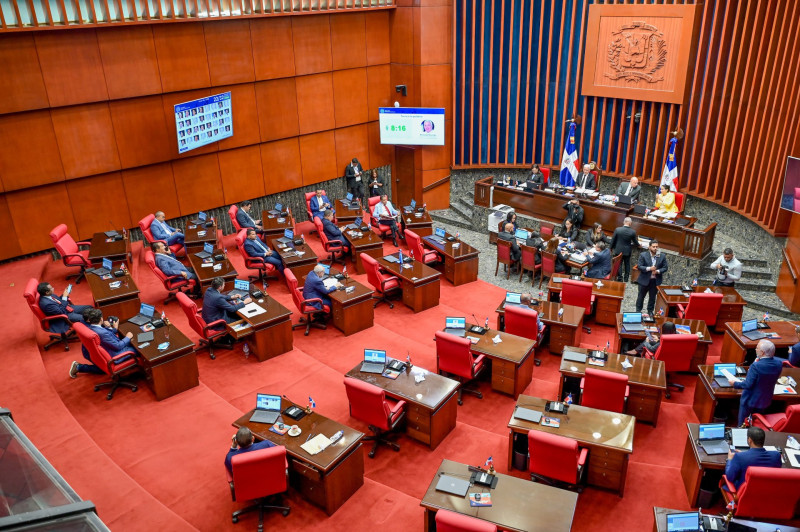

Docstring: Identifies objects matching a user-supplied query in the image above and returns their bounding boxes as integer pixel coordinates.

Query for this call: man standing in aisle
[727,339,783,426]
[635,240,667,315]
[610,217,640,282]
[345,158,364,201]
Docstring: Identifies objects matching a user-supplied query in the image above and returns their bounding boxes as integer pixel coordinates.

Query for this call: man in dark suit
[37,282,93,333]
[724,426,782,490]
[585,242,611,279]
[225,427,275,474]
[236,201,263,234]
[497,222,521,263]
[303,264,341,311]
[635,240,668,315]
[150,211,185,247]
[728,340,784,425]
[345,157,364,200]
[243,228,284,273]
[310,189,334,220]
[575,164,597,190]
[202,277,251,335]
[152,242,199,295]
[525,232,545,265]
[562,199,584,227]
[615,177,641,203]
[322,210,350,253]
[610,216,640,282]
[69,308,134,378]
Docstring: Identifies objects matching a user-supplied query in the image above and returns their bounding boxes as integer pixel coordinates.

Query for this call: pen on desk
[305,432,314,443]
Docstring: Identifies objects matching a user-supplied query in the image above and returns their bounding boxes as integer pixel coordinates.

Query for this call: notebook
[227,279,251,299]
[741,319,766,341]
[129,303,156,326]
[665,512,700,532]
[513,407,543,423]
[563,351,588,364]
[249,393,282,424]
[137,331,154,344]
[194,242,214,260]
[730,428,749,448]
[435,475,470,497]
[621,312,645,332]
[663,288,686,296]
[361,349,387,374]
[444,317,467,337]
[697,423,729,455]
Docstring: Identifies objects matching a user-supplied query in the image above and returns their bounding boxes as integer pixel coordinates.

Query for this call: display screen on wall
[780,157,800,214]
[378,107,445,146]
[174,92,232,153]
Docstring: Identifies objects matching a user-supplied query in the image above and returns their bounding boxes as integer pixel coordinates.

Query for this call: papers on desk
[201,262,213,267]
[213,263,223,271]
[109,281,122,289]
[621,357,633,369]
[231,322,252,332]
[197,231,207,237]
[402,263,412,269]
[240,302,266,317]
[774,384,797,395]
[322,278,339,290]
[492,334,503,344]
[301,434,332,455]
[786,449,800,468]
[465,335,480,344]
[721,368,741,383]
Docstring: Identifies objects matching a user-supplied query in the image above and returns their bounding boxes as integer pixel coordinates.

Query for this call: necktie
[625,184,631,196]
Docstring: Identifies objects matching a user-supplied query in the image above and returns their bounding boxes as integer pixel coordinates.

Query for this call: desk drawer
[627,401,657,422]
[628,387,660,400]
[406,426,431,445]
[587,466,622,489]
[289,457,322,482]
[589,449,625,470]
[595,309,616,324]
[407,407,431,432]
[492,359,515,376]
[549,326,573,342]
[491,374,515,395]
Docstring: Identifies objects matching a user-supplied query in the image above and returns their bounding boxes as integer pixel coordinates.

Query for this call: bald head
[630,177,639,187]
[623,217,632,227]
[504,223,514,233]
[756,340,775,358]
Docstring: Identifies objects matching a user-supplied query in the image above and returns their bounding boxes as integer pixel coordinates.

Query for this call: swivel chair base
[665,381,685,399]
[293,313,328,336]
[363,425,402,458]
[94,376,138,400]
[232,495,290,531]
[45,331,78,351]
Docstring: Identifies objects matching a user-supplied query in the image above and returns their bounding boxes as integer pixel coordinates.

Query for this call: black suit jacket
[636,251,668,287]
[616,182,641,203]
[555,224,580,242]
[528,171,544,185]
[345,163,364,189]
[610,226,639,256]
[575,172,597,190]
[562,202,584,226]
[497,231,521,261]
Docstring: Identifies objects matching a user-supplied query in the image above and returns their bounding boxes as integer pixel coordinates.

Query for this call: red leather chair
[367,196,393,240]
[590,169,600,189]
[405,229,440,265]
[539,222,554,237]
[73,322,139,400]
[138,214,185,258]
[495,239,518,279]
[144,249,195,304]
[305,191,335,232]
[677,292,723,327]
[360,253,401,308]
[519,244,541,284]
[580,368,629,413]
[752,404,800,432]
[176,292,233,360]
[505,305,544,366]
[435,331,486,405]
[528,430,588,491]
[235,229,277,284]
[227,445,290,528]
[435,509,497,532]
[606,253,622,281]
[720,467,800,521]
[344,377,407,458]
[284,269,328,336]
[561,279,594,333]
[228,205,243,233]
[23,278,78,351]
[313,217,346,264]
[50,224,91,283]
[645,334,698,398]
[540,167,550,185]
[674,192,685,213]
[538,250,557,288]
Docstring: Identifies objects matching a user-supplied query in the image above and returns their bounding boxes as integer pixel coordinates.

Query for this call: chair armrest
[301,298,325,313]
[109,349,136,364]
[77,240,92,249]
[41,314,71,328]
[625,385,630,398]
[388,400,407,421]
[643,347,655,359]
[326,240,343,250]
[228,480,236,501]
[62,251,89,263]
[380,275,400,293]
[751,413,773,430]
[203,319,228,336]
[472,354,486,371]
[720,474,738,496]
[246,255,266,266]
[579,377,585,390]
[676,304,686,316]
[577,447,589,467]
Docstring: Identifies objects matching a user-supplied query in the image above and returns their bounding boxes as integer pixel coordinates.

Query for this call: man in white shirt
[345,158,364,201]
[151,211,185,247]
[373,194,402,246]
[711,247,742,287]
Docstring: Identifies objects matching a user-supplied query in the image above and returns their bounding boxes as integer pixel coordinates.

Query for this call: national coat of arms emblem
[605,21,667,83]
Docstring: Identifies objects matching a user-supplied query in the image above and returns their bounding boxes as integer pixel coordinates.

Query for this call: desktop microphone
[472,313,481,326]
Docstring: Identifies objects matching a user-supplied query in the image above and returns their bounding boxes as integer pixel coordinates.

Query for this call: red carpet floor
[1,228,787,531]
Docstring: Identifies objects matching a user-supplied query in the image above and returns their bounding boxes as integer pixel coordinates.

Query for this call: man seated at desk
[728,339,783,426]
[497,223,522,263]
[303,265,342,313]
[373,194,403,247]
[563,199,584,227]
[69,308,134,378]
[574,164,597,190]
[203,277,251,346]
[654,184,679,214]
[225,427,275,474]
[150,211,185,248]
[584,241,611,279]
[616,177,641,202]
[243,228,284,273]
[37,282,93,332]
[237,200,264,235]
[152,242,200,296]
[780,326,800,367]
[322,210,351,253]
[520,293,546,335]
[724,427,781,490]
[310,189,334,221]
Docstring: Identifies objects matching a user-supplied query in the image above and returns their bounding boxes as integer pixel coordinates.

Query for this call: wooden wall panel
[161,89,218,158]
[217,84,261,151]
[292,15,332,76]
[418,121,451,170]
[66,172,132,240]
[204,20,256,86]
[109,95,173,169]
[261,138,303,196]
[171,154,223,215]
[390,64,417,107]
[121,163,180,225]
[96,26,162,100]
[0,110,65,191]
[35,30,109,107]
[367,121,393,169]
[6,183,77,255]
[367,65,392,122]
[332,68,369,128]
[365,11,391,66]
[295,73,336,135]
[421,179,450,210]
[334,124,370,174]
[250,18,296,81]
[255,79,300,142]
[417,6,451,65]
[0,194,22,261]
[299,131,338,186]
[218,145,265,205]
[419,64,451,120]
[390,7,414,65]
[330,13,367,71]
[152,24,211,93]
[0,34,49,114]
[51,103,121,179]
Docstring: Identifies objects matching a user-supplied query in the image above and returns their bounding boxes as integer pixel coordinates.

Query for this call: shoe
[392,239,398,247]
[69,361,79,379]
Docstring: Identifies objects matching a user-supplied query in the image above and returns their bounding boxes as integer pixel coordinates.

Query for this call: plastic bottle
[243,343,250,359]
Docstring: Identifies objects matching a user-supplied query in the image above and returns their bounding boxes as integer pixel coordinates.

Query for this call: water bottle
[410,250,415,261]
[330,430,344,444]
[558,307,564,318]
[485,317,489,329]
[243,343,250,359]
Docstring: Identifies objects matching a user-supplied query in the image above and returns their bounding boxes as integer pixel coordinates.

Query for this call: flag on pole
[559,123,579,187]
[660,137,679,192]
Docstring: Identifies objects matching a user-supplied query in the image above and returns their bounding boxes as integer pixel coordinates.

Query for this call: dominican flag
[660,137,679,192]
[308,396,316,408]
[559,123,579,187]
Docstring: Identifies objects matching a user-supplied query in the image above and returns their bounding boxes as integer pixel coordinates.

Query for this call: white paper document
[239,302,266,317]
[301,434,332,455]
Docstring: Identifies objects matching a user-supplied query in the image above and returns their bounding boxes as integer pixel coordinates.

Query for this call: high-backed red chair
[234,229,277,284]
[360,253,401,308]
[606,253,622,281]
[176,292,232,360]
[540,167,550,185]
[226,445,290,528]
[367,196,393,240]
[313,217,346,264]
[528,430,588,491]
[590,169,600,189]
[519,243,541,284]
[677,292,724,327]
[144,250,194,304]
[752,404,800,432]
[73,322,139,400]
[538,250,557,288]
[405,229,440,265]
[138,214,185,258]
[580,368,629,413]
[720,467,800,521]
[50,224,91,283]
[304,191,316,221]
[228,205,243,233]
[284,269,328,336]
[505,305,544,366]
[495,239,517,279]
[539,222,554,236]
[645,334,698,398]
[435,331,486,405]
[435,509,497,532]
[561,279,594,333]
[344,377,406,458]
[23,278,77,351]
[674,192,685,213]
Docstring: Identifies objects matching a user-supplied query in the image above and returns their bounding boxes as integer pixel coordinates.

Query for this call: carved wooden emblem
[605,21,667,83]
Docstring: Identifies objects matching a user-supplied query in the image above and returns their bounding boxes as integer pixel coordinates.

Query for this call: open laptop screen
[741,319,758,332]
[234,279,249,292]
[435,227,446,238]
[364,349,386,363]
[203,242,214,254]
[445,317,466,329]
[514,229,529,240]
[665,512,700,532]
[275,203,282,211]
[140,303,155,317]
[713,363,737,377]
[354,216,362,227]
[284,229,294,240]
[698,423,725,440]
[321,264,331,275]
[505,292,522,304]
[198,211,207,220]
[622,312,642,324]
[256,393,282,411]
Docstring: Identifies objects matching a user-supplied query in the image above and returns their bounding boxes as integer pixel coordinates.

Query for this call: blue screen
[174,92,232,154]
[140,303,155,317]
[198,211,206,220]
[435,227,446,238]
[354,217,362,226]
[713,363,736,376]
[346,192,353,201]
[204,242,214,254]
[622,313,642,323]
[321,264,331,275]
[665,512,699,531]
[505,292,521,304]
[741,319,758,332]
[445,317,466,328]
[698,424,725,440]
[234,279,249,291]
[256,394,281,411]
[411,199,416,209]
[275,203,282,211]
[102,258,112,271]
[514,229,529,240]
[284,229,293,239]
[364,349,386,363]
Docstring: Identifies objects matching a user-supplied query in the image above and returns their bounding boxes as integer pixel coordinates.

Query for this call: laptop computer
[194,242,214,260]
[361,349,387,374]
[104,230,119,238]
[268,203,283,216]
[621,312,645,332]
[505,292,524,307]
[514,228,530,242]
[563,350,588,363]
[318,263,332,280]
[663,288,686,296]
[137,331,154,343]
[616,194,633,206]
[346,216,363,230]
[713,363,743,387]
[513,407,543,423]
[632,204,648,215]
[404,199,417,213]
[741,318,767,341]
[190,211,207,224]
[665,512,701,532]
[525,181,545,191]
[429,227,447,245]
[435,475,470,497]
[227,279,251,299]
[277,228,294,245]
[444,317,467,337]
[697,423,730,455]
[129,303,156,326]
[249,393,283,424]
[93,258,113,277]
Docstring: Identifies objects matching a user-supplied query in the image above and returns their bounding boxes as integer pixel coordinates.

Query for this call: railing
[783,248,797,283]
[682,223,716,260]
[422,174,450,193]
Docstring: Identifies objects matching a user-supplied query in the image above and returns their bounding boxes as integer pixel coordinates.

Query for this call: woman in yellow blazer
[654,184,679,213]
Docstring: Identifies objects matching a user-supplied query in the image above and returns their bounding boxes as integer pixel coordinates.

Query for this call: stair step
[737,290,799,321]
[429,209,474,231]
[450,201,474,222]
[696,276,774,292]
[702,267,772,280]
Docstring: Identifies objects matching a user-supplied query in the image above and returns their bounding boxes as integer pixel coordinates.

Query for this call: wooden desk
[680,423,800,507]
[692,364,800,424]
[85,271,140,320]
[495,299,584,354]
[508,395,635,496]
[234,293,293,362]
[184,222,217,252]
[186,251,238,290]
[233,399,365,516]
[547,274,625,326]
[558,347,667,425]
[376,256,441,312]
[655,285,747,331]
[118,321,198,400]
[615,314,712,372]
[402,209,433,237]
[422,232,480,286]
[653,506,800,532]
[466,328,536,398]
[268,237,318,284]
[345,362,458,449]
[343,228,384,275]
[721,321,800,365]
[420,459,577,532]
[87,232,131,267]
[328,275,374,336]
[335,201,362,225]
[260,211,294,240]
